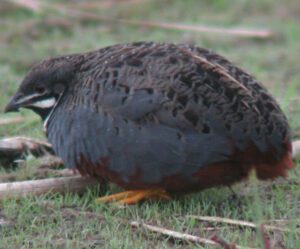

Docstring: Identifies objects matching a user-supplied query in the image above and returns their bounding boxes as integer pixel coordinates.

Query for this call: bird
[5,41,294,204]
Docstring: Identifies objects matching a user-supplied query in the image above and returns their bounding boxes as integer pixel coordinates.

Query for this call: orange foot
[96,189,171,205]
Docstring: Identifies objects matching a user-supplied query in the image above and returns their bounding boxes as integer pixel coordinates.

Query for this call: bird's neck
[30,107,53,121]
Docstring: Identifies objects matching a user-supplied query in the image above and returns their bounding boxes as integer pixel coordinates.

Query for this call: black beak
[4,93,23,113]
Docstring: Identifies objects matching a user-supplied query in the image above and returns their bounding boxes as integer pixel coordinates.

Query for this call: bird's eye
[35,86,46,94]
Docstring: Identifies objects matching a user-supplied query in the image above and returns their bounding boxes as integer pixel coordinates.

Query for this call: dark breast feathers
[46,42,294,192]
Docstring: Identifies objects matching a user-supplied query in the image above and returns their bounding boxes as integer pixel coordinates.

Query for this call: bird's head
[4,54,83,119]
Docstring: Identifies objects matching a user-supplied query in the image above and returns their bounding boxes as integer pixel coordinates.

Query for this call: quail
[5,42,294,204]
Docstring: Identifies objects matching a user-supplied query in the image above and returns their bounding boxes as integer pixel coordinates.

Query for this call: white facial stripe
[30,98,56,109]
[16,93,42,105]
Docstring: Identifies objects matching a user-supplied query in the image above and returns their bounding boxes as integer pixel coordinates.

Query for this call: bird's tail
[255,141,294,179]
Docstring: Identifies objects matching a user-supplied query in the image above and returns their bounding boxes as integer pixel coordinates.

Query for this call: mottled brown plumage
[5,42,294,202]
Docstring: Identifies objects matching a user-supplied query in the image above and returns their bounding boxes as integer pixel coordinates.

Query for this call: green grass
[0,0,299,248]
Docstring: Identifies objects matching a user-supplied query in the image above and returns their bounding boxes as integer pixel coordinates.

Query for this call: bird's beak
[4,93,23,113]
[5,92,56,113]
[4,92,42,113]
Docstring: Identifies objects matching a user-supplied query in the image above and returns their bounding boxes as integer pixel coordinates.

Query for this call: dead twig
[67,0,146,10]
[8,0,40,12]
[130,221,256,249]
[0,136,53,157]
[0,176,98,200]
[7,0,274,38]
[55,6,274,38]
[188,216,294,233]
[131,221,217,246]
[0,137,54,167]
[34,168,77,179]
[292,140,300,159]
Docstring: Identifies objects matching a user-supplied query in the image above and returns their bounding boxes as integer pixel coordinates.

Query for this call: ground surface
[0,0,299,248]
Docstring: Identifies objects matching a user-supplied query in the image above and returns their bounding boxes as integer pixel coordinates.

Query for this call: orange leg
[96,189,171,205]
